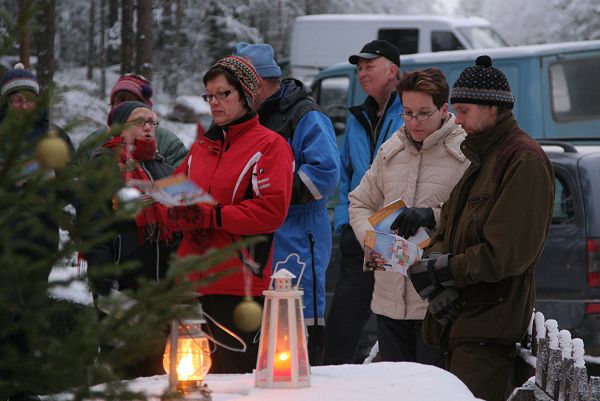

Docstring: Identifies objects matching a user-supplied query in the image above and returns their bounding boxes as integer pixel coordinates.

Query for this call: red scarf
[103,136,174,245]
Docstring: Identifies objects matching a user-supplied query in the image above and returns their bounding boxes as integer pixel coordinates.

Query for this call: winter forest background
[1,0,600,103]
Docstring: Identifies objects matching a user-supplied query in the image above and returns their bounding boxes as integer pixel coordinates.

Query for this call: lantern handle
[202,310,248,353]
[272,253,306,290]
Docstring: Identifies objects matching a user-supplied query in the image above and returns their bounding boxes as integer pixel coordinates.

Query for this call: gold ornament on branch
[36,131,70,170]
[233,296,262,333]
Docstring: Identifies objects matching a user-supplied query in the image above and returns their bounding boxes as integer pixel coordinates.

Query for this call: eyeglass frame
[8,93,37,107]
[400,108,440,122]
[125,117,159,128]
[202,90,233,103]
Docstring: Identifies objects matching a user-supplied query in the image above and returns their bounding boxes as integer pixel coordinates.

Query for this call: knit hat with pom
[204,56,262,110]
[450,55,514,109]
[110,74,154,107]
[1,63,39,98]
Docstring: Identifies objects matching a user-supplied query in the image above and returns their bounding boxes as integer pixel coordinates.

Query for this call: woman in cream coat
[349,68,470,365]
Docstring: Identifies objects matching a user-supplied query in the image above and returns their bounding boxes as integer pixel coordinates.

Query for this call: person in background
[83,101,179,377]
[76,74,187,168]
[324,40,403,365]
[233,42,339,365]
[408,56,554,401]
[0,62,74,280]
[0,63,74,401]
[160,56,294,374]
[348,68,469,365]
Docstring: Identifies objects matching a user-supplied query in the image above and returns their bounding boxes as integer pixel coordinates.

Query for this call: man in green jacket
[75,74,187,167]
[407,55,554,401]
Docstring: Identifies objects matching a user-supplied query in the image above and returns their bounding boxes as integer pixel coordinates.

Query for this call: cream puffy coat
[349,114,469,320]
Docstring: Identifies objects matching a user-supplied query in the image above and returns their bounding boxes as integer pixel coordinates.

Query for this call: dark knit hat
[110,74,154,107]
[1,63,39,98]
[107,101,150,126]
[204,56,262,110]
[450,55,514,109]
[349,40,400,67]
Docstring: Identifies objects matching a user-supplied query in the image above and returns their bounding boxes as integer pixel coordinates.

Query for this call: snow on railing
[508,311,600,401]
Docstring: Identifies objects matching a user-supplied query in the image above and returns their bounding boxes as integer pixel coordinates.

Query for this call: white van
[289,14,507,83]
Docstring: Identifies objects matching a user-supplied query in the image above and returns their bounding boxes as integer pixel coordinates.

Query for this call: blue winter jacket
[259,79,340,325]
[333,92,403,233]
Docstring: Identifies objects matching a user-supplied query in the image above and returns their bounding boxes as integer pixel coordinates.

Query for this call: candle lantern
[163,303,213,400]
[255,254,310,388]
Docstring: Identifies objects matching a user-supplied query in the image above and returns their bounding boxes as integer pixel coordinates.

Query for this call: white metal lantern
[255,254,310,388]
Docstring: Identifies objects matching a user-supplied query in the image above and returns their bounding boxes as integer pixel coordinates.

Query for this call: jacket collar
[461,112,518,162]
[204,112,257,141]
[382,113,466,162]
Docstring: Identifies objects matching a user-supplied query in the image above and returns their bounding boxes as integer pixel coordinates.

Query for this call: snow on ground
[88,362,481,401]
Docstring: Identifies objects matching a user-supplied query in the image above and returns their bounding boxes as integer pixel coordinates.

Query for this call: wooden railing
[508,312,600,401]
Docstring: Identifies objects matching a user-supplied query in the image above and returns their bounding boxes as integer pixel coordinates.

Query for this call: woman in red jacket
[163,56,294,373]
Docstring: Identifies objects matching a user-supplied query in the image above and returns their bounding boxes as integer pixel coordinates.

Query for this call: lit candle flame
[177,343,195,380]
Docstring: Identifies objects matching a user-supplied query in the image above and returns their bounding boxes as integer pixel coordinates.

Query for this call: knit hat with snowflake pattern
[450,55,514,109]
[204,55,262,111]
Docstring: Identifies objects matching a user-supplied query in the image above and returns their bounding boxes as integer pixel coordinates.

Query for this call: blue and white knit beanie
[450,55,514,109]
[1,63,39,98]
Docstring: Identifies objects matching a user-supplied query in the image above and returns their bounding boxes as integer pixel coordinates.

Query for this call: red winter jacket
[171,115,294,296]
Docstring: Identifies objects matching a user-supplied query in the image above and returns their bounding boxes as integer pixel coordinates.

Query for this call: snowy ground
[78,362,481,401]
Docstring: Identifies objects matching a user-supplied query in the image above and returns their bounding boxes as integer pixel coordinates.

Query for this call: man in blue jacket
[324,40,404,365]
[234,42,340,365]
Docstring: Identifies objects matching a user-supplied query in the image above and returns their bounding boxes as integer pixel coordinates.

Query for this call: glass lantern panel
[294,297,310,377]
[273,298,291,381]
[163,335,211,381]
[256,298,272,373]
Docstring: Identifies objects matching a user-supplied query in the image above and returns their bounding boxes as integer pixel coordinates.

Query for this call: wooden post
[545,348,562,399]
[570,338,587,401]
[558,357,574,401]
[536,337,549,390]
[587,376,600,401]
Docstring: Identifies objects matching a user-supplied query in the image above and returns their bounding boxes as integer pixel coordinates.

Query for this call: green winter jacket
[422,113,554,349]
[74,126,188,168]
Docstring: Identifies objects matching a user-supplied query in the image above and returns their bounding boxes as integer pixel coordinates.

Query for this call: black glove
[390,207,435,238]
[428,286,462,326]
[407,252,454,299]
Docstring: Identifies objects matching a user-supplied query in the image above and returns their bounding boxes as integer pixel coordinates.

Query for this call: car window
[457,26,508,48]
[431,31,465,52]
[378,29,419,55]
[552,175,575,225]
[549,56,600,122]
[313,75,350,136]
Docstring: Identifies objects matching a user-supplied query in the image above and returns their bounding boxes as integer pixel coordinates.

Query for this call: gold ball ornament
[233,296,262,332]
[36,133,70,170]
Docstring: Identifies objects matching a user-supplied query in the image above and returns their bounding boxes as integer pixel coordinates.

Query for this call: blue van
[311,40,600,142]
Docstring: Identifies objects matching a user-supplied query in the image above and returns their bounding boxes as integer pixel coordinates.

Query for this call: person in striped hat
[0,62,73,156]
[159,55,295,374]
[409,55,554,401]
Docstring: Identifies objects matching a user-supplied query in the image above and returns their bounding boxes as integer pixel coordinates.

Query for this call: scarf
[103,136,173,245]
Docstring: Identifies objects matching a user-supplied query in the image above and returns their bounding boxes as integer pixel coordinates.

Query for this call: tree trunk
[18,0,31,68]
[99,0,107,97]
[87,0,96,80]
[162,0,176,96]
[107,0,119,65]
[36,0,56,90]
[135,0,153,80]
[121,0,135,74]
